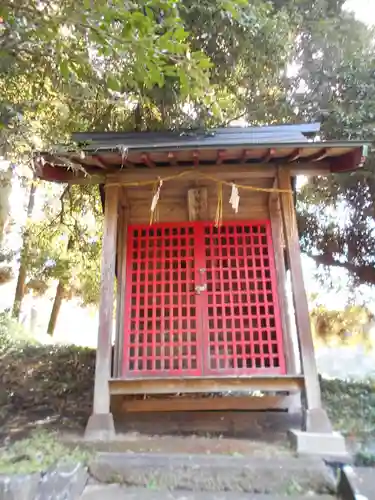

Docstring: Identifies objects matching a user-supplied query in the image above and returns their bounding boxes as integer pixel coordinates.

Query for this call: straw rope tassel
[215,182,223,227]
[150,179,162,225]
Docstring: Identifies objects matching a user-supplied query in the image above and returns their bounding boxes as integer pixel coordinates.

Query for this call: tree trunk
[46,236,74,336]
[0,166,13,244]
[47,280,65,336]
[12,177,37,319]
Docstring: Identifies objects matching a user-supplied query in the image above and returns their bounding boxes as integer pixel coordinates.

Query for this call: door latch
[195,284,207,295]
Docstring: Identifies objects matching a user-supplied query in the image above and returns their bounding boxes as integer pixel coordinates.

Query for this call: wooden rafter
[167,151,178,166]
[91,156,108,169]
[286,149,301,162]
[261,148,276,163]
[241,149,251,162]
[193,150,200,167]
[123,159,136,168]
[306,148,328,162]
[141,153,155,168]
[217,149,226,164]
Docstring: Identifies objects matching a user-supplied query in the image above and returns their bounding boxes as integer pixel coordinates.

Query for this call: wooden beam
[92,183,119,415]
[121,395,295,413]
[109,375,305,395]
[39,161,332,185]
[269,195,296,375]
[108,165,277,184]
[188,187,208,221]
[278,167,331,433]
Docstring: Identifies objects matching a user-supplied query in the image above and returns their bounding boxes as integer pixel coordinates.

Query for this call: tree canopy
[296,15,375,290]
[1,0,375,331]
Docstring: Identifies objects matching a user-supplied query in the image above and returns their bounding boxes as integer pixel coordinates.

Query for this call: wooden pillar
[114,196,129,378]
[269,194,296,375]
[85,183,119,440]
[278,168,332,433]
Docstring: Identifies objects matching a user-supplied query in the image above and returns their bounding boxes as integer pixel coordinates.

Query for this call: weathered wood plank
[269,193,296,375]
[105,163,331,184]
[278,167,330,432]
[41,162,332,185]
[188,187,208,221]
[92,184,119,414]
[114,199,129,378]
[121,395,294,413]
[113,205,124,378]
[109,376,305,396]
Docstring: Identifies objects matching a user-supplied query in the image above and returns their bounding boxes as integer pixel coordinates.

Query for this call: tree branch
[307,252,375,286]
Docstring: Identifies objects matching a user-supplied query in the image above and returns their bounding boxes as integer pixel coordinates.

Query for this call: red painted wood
[122,221,286,378]
[201,221,285,375]
[123,223,201,378]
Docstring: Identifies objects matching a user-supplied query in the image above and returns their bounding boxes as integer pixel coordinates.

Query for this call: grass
[322,377,375,437]
[0,430,90,475]
[0,311,41,355]
[2,312,375,467]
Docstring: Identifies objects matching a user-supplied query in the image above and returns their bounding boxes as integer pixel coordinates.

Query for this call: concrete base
[81,485,336,500]
[288,429,350,461]
[89,453,336,494]
[287,392,302,413]
[84,413,115,441]
[304,408,333,433]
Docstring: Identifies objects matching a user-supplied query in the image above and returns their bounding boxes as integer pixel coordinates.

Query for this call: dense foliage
[0,0,375,330]
[294,7,375,289]
[311,304,374,347]
[1,320,375,459]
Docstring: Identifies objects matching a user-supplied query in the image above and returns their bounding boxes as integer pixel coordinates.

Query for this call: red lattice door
[122,221,286,378]
[123,224,202,378]
[200,222,286,375]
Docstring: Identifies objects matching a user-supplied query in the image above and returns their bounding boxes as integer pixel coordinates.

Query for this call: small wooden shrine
[35,123,368,446]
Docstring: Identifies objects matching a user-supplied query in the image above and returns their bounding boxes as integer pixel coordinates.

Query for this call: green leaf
[106,76,122,92]
[59,60,70,80]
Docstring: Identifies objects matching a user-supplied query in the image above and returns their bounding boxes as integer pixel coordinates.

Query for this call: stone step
[82,485,337,500]
[338,465,374,499]
[88,452,336,495]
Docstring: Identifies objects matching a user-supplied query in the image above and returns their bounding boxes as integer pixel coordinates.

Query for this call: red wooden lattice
[201,222,285,375]
[122,221,286,378]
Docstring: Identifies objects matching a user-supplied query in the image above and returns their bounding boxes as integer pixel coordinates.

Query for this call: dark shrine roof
[35,122,369,183]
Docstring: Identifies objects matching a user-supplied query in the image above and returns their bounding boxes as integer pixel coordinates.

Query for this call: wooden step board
[120,395,295,412]
[109,375,305,396]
